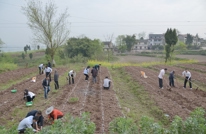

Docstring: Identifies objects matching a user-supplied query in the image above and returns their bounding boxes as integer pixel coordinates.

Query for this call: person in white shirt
[68,70,75,84]
[182,69,192,89]
[83,66,90,80]
[158,68,167,89]
[38,64,44,75]
[45,65,52,81]
[23,89,35,102]
[17,116,39,133]
[103,76,111,89]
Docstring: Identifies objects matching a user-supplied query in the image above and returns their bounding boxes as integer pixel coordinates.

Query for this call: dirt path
[52,67,122,134]
[125,66,206,120]
[0,67,37,87]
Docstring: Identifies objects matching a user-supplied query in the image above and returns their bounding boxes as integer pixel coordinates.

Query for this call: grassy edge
[110,67,170,126]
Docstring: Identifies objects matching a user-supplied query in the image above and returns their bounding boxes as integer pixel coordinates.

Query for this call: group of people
[83,64,112,89]
[158,68,192,89]
[17,107,64,133]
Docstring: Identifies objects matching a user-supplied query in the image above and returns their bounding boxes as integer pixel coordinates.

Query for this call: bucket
[11,89,17,93]
[26,101,33,106]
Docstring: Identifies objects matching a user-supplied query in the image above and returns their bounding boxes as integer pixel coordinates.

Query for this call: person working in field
[103,76,111,89]
[45,106,64,124]
[42,76,51,99]
[68,70,75,84]
[91,67,98,83]
[17,116,39,133]
[182,69,192,90]
[158,68,167,89]
[26,110,44,130]
[83,66,90,81]
[38,64,44,75]
[47,60,52,68]
[54,70,59,89]
[23,89,35,102]
[94,64,101,72]
[169,71,175,87]
[45,65,52,81]
[140,71,148,78]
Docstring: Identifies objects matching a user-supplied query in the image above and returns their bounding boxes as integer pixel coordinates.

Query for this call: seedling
[68,97,79,103]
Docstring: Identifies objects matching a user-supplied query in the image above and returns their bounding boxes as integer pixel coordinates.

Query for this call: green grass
[68,97,79,103]
[0,63,18,73]
[110,67,169,126]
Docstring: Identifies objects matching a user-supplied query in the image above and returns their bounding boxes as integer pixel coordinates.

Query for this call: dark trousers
[103,82,111,90]
[159,78,163,88]
[46,72,51,81]
[84,74,89,80]
[18,129,26,134]
[38,67,42,75]
[27,96,35,102]
[184,77,192,88]
[51,115,63,120]
[69,75,74,84]
[54,81,59,89]
[169,78,174,87]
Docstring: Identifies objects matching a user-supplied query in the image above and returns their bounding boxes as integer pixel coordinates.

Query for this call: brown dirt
[52,67,122,134]
[0,67,37,87]
[0,67,122,134]
[152,65,206,89]
[0,67,67,124]
[125,66,206,120]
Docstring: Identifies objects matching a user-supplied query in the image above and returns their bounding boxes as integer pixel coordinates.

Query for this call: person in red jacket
[45,106,64,124]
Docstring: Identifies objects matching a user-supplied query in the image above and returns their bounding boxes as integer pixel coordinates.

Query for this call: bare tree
[22,0,70,64]
[0,38,4,52]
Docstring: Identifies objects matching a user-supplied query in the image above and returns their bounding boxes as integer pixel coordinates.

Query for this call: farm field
[124,62,206,120]
[0,66,122,134]
[0,53,206,133]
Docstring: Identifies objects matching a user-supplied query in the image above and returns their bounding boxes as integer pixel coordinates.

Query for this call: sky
[0,0,206,52]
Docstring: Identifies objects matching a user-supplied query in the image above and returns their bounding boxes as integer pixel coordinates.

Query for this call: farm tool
[188,80,199,90]
[163,79,171,91]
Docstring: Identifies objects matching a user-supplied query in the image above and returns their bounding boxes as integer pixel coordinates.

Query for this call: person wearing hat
[17,116,39,133]
[68,70,75,84]
[26,110,44,130]
[45,106,64,123]
[23,89,35,102]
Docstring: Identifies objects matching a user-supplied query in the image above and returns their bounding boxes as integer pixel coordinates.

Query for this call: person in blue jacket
[169,71,175,87]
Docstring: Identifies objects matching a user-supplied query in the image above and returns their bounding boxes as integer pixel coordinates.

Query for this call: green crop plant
[109,117,138,134]
[68,97,79,103]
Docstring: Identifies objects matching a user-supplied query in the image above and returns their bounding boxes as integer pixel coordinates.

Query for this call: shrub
[109,117,138,134]
[29,53,33,59]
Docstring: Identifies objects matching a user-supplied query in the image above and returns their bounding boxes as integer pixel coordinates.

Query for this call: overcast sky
[0,0,206,51]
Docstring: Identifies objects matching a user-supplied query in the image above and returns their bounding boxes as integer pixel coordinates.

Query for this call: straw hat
[45,106,54,115]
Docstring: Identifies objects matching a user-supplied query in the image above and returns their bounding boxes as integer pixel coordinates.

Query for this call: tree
[21,53,25,59]
[123,34,137,52]
[174,41,187,52]
[185,34,193,45]
[37,45,40,50]
[138,32,146,39]
[22,0,69,65]
[65,37,103,60]
[24,46,28,54]
[0,38,4,52]
[29,53,33,59]
[164,28,178,63]
[115,35,127,53]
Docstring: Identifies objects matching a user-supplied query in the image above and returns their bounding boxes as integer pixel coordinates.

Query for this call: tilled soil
[125,66,206,120]
[0,67,37,86]
[52,67,122,134]
[0,67,67,125]
[0,67,122,134]
[152,65,206,88]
